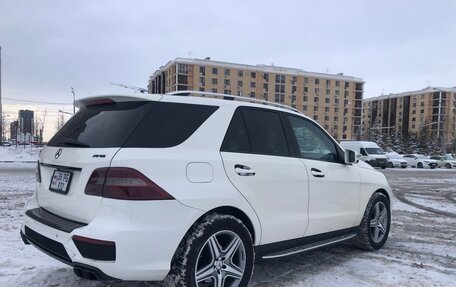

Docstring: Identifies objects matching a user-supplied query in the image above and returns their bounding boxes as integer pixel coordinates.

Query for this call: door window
[287,116,339,162]
[221,108,290,157]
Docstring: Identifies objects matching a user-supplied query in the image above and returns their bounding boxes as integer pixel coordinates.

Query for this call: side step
[262,232,357,260]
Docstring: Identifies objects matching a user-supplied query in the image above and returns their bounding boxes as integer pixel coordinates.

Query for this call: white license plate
[49,170,73,194]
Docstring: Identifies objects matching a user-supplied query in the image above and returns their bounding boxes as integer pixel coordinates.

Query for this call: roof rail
[166,90,302,113]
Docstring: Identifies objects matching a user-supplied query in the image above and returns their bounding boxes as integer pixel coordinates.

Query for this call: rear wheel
[353,192,390,251]
[417,162,423,168]
[388,162,394,168]
[165,214,254,287]
[446,163,451,169]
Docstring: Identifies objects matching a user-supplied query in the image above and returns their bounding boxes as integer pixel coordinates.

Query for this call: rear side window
[124,102,218,148]
[48,101,153,148]
[221,108,290,157]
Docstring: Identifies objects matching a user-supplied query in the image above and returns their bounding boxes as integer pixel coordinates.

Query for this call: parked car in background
[339,141,388,169]
[429,155,456,169]
[386,152,407,168]
[1,141,12,147]
[402,154,438,169]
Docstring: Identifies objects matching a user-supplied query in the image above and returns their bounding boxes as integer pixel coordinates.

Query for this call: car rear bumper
[22,195,204,281]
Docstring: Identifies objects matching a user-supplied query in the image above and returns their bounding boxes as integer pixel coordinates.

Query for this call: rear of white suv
[22,92,392,286]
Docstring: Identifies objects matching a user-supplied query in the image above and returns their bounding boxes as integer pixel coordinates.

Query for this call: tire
[417,162,423,168]
[446,163,451,169]
[381,166,386,169]
[353,193,391,251]
[165,214,254,287]
[388,162,394,168]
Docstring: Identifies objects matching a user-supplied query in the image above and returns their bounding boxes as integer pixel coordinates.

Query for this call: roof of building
[150,57,364,83]
[363,86,456,103]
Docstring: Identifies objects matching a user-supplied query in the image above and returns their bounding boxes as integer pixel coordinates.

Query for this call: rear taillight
[35,161,41,183]
[84,167,174,200]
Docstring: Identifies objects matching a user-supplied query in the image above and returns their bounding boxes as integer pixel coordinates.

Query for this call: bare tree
[34,109,47,143]
[55,111,65,133]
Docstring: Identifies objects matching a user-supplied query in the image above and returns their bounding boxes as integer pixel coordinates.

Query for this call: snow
[0,166,455,286]
[0,146,40,162]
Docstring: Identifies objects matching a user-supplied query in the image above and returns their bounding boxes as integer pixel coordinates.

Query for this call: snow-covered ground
[0,157,455,286]
[0,146,40,163]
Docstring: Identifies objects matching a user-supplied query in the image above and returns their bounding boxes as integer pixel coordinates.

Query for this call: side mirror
[344,149,358,165]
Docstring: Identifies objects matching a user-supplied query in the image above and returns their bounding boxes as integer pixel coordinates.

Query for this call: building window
[263,83,268,91]
[250,92,256,98]
[275,85,285,93]
[250,82,256,88]
[326,79,331,87]
[303,96,308,101]
[304,78,309,84]
[314,97,319,102]
[224,69,230,76]
[315,78,320,85]
[199,66,205,75]
[200,77,205,86]
[325,107,330,112]
[335,90,340,96]
[326,89,330,95]
[212,67,218,74]
[344,91,349,97]
[324,116,329,121]
[251,72,256,78]
[238,70,244,77]
[212,88,218,93]
[238,81,243,87]
[224,89,231,94]
[303,105,308,111]
[325,98,330,104]
[335,99,339,104]
[264,73,269,81]
[178,64,189,74]
[199,87,205,92]
[224,79,230,86]
[212,78,218,85]
[336,81,340,87]
[315,88,320,94]
[275,74,285,84]
[314,106,318,112]
[334,116,339,122]
[313,115,318,121]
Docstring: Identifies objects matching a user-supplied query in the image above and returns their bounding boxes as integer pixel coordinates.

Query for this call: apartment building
[363,87,456,150]
[148,57,364,140]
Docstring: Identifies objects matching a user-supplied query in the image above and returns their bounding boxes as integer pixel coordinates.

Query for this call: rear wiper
[61,138,90,148]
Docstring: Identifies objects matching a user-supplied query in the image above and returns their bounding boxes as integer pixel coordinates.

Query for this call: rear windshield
[48,101,153,148]
[48,101,218,148]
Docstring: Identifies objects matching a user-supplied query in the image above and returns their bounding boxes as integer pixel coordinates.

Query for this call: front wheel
[353,192,391,251]
[165,214,254,287]
[446,163,451,169]
[417,162,423,168]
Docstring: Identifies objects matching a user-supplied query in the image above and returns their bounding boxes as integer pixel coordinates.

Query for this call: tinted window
[124,102,218,148]
[288,115,339,162]
[48,102,153,148]
[221,110,251,153]
[242,109,289,156]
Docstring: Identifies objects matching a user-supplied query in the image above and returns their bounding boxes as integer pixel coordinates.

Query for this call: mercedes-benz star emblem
[55,148,62,159]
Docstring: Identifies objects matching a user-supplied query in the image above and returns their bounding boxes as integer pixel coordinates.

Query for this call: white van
[339,141,388,169]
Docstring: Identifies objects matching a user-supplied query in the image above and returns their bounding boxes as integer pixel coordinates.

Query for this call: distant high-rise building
[10,120,18,142]
[363,87,456,151]
[148,57,364,140]
[18,109,34,135]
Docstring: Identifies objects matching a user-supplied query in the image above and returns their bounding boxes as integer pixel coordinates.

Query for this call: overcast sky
[1,0,456,140]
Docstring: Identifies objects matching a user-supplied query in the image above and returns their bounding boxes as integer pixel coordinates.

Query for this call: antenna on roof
[110,82,147,93]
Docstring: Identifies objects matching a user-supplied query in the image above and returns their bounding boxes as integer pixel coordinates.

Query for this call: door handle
[311,168,325,178]
[234,164,256,176]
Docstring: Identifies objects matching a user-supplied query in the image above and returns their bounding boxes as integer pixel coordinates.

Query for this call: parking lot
[0,165,455,287]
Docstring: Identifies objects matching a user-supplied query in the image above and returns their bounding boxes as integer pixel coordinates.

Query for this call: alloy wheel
[369,201,389,244]
[195,230,246,287]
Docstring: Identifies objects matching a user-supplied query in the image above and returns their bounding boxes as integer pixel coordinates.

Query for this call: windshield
[365,148,384,155]
[443,155,455,160]
[387,153,402,159]
[48,101,154,148]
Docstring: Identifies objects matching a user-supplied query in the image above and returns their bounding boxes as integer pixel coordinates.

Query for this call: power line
[3,97,72,105]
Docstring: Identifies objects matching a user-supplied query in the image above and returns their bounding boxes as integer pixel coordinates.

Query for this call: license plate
[49,170,73,194]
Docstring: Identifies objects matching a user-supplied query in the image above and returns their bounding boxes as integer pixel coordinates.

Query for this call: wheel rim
[369,202,389,244]
[195,230,246,287]
[418,163,423,168]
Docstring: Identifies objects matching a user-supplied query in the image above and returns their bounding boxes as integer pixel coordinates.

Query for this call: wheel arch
[375,188,390,204]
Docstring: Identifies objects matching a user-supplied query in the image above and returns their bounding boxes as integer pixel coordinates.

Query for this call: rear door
[285,115,361,236]
[37,99,157,223]
[220,108,309,244]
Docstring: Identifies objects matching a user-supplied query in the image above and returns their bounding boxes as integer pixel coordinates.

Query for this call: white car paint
[22,93,391,281]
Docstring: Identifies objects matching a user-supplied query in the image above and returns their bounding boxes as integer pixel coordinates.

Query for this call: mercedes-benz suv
[21,91,391,286]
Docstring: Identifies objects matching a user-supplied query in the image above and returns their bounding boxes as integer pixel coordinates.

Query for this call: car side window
[287,115,339,162]
[242,109,290,156]
[220,110,251,153]
[360,148,368,156]
[221,108,290,157]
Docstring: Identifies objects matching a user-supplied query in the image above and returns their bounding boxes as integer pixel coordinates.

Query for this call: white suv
[21,91,391,286]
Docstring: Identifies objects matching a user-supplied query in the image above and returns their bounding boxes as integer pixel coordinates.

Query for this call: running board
[262,232,357,259]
